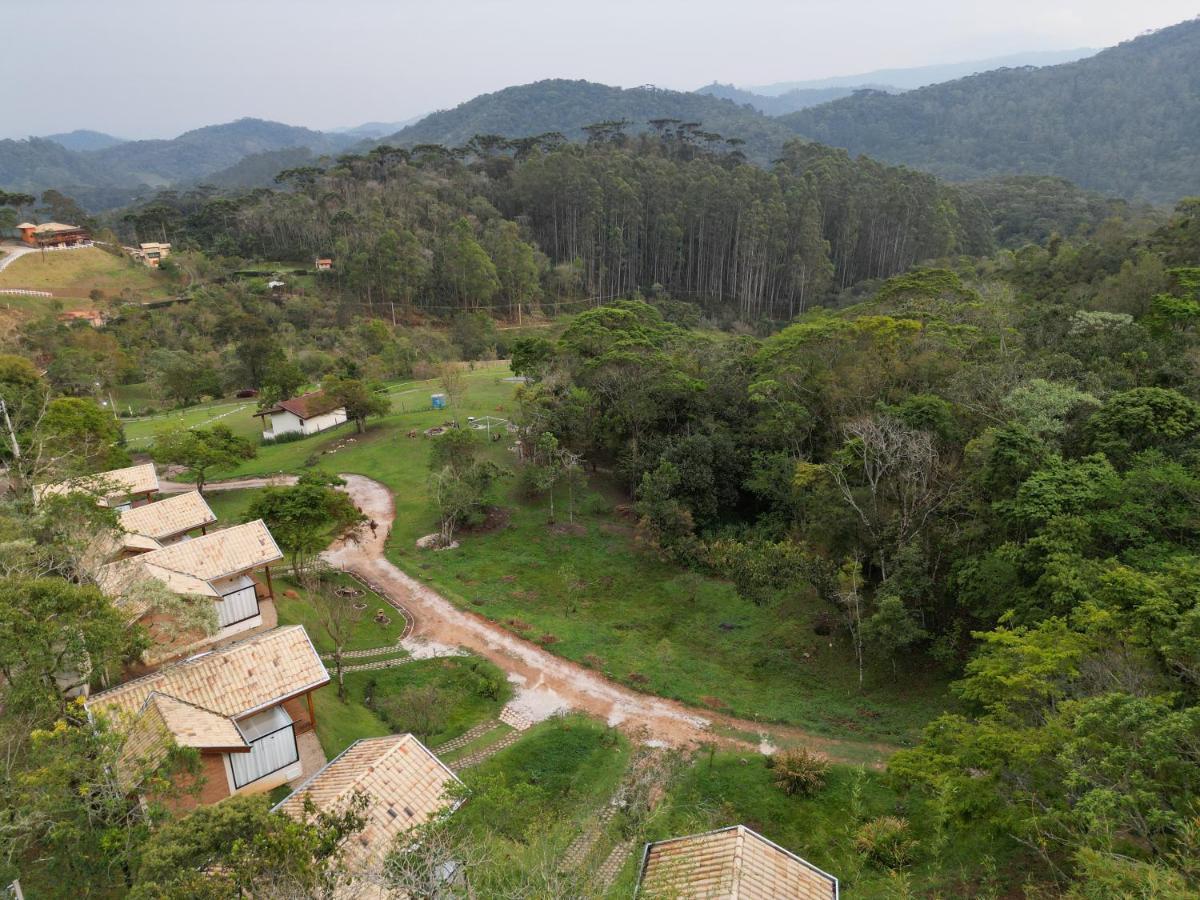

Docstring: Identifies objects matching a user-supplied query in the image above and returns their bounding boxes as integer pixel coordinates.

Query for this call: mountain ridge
[780,19,1200,202]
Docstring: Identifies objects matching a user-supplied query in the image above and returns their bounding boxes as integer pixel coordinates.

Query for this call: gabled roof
[255,389,343,421]
[34,462,160,504]
[87,625,329,722]
[24,222,84,234]
[637,825,839,900]
[276,734,463,869]
[102,519,281,593]
[119,491,216,541]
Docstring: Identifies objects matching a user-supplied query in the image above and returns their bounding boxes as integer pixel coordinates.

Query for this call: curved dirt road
[323,474,895,764]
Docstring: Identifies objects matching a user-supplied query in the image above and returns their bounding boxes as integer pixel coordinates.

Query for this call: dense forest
[115,131,996,325]
[783,18,1200,203]
[509,199,1200,892]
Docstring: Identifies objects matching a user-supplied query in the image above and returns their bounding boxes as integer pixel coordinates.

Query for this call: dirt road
[323,474,896,764]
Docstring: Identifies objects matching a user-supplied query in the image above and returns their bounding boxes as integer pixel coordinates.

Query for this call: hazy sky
[6,1,1197,139]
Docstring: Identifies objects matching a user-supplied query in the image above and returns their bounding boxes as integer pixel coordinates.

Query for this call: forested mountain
[198,147,320,190]
[378,80,793,164]
[961,175,1161,247]
[88,118,354,184]
[42,129,127,152]
[745,47,1096,94]
[782,19,1200,202]
[695,82,892,115]
[0,119,356,205]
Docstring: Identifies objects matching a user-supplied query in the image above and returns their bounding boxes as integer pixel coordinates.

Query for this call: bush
[769,747,831,797]
[260,429,309,447]
[854,815,916,869]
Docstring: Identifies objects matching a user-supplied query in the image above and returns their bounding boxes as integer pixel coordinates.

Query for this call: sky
[5,1,1198,139]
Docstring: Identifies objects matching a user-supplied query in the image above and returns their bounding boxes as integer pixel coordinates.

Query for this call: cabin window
[230,705,297,788]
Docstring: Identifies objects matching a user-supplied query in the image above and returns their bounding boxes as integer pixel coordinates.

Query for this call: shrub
[854,815,916,869]
[770,747,831,797]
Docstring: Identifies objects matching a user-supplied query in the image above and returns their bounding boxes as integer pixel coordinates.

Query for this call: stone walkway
[452,730,523,770]
[594,837,638,892]
[560,746,666,877]
[433,719,501,755]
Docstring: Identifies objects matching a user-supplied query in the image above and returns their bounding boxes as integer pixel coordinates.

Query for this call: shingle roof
[34,463,160,504]
[111,519,280,585]
[277,734,463,869]
[257,389,343,421]
[87,625,329,721]
[120,491,216,541]
[637,825,839,900]
[97,519,281,614]
[27,222,84,234]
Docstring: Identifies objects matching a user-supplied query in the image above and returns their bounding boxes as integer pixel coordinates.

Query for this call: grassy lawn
[274,573,407,654]
[0,246,174,304]
[123,396,263,449]
[311,656,510,759]
[606,751,1026,898]
[456,715,629,843]
[166,361,949,744]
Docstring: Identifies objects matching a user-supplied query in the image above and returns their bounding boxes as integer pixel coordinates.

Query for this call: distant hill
[199,147,320,189]
[378,80,794,163]
[696,82,896,115]
[746,47,1096,95]
[333,117,425,138]
[780,20,1200,203]
[88,118,354,184]
[42,130,127,152]
[0,118,357,209]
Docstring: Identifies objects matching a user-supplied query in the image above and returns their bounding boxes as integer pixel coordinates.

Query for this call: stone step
[339,656,415,674]
[433,719,501,754]
[452,730,522,771]
[498,703,534,732]
[594,838,637,893]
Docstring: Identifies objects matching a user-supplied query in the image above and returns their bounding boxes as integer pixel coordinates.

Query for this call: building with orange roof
[87,625,329,809]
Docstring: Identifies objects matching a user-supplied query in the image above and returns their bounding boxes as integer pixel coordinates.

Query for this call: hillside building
[86,626,329,810]
[254,389,347,440]
[17,221,89,247]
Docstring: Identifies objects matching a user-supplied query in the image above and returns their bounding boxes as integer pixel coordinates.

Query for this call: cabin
[98,519,283,657]
[276,734,464,884]
[636,825,839,899]
[135,242,171,267]
[34,462,159,511]
[315,258,333,271]
[254,390,347,441]
[16,221,89,247]
[86,626,329,810]
[116,490,216,555]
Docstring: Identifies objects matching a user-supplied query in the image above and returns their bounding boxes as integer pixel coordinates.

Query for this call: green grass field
[306,656,510,759]
[273,573,408,655]
[146,361,948,744]
[456,715,629,844]
[0,247,174,305]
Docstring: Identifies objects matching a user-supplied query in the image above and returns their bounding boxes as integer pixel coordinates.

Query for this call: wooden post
[264,565,274,601]
[306,691,316,730]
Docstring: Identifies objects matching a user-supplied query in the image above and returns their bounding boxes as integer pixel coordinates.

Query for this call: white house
[254,390,347,441]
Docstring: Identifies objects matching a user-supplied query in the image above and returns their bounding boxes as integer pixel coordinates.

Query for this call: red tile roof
[256,390,343,420]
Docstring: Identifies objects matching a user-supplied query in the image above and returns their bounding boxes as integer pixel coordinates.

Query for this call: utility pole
[0,397,20,459]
